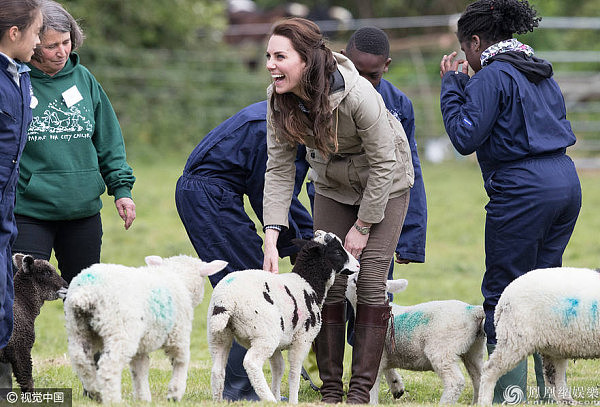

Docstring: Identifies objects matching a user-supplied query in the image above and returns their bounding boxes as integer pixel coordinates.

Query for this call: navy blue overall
[175,101,313,400]
[441,58,582,343]
[0,55,33,348]
[377,78,427,264]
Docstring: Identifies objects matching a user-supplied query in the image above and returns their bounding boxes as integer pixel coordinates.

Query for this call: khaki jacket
[264,52,414,227]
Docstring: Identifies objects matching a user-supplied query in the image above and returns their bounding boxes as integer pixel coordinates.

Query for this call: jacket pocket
[306,147,329,184]
[348,153,369,194]
[0,108,16,123]
[21,169,106,218]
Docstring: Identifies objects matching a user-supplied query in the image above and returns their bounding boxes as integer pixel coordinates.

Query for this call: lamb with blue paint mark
[63,255,227,403]
[479,267,600,405]
[345,273,486,404]
[208,230,360,403]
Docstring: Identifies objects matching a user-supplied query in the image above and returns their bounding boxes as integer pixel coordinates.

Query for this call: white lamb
[345,273,486,404]
[479,267,600,405]
[64,254,227,403]
[208,230,360,403]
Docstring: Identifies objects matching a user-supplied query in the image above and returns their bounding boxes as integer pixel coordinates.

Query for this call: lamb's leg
[286,340,312,404]
[478,345,528,406]
[165,341,191,401]
[95,338,135,403]
[542,355,573,404]
[384,368,405,401]
[243,341,278,402]
[130,353,151,401]
[65,320,101,400]
[368,352,388,405]
[209,332,233,401]
[11,353,34,393]
[369,367,383,405]
[269,349,284,402]
[462,335,485,404]
[429,353,465,404]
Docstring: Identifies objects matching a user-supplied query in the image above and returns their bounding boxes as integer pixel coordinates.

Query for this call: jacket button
[310,151,315,158]
[12,159,17,164]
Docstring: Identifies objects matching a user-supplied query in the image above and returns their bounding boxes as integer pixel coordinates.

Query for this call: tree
[62,0,227,49]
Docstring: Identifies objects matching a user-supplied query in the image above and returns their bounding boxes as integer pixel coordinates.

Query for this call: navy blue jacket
[376,79,427,263]
[441,59,576,181]
[0,54,33,347]
[182,100,313,256]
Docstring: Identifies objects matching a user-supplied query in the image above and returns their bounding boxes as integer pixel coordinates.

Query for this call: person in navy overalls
[340,26,427,341]
[0,1,43,389]
[175,100,313,401]
[440,0,581,402]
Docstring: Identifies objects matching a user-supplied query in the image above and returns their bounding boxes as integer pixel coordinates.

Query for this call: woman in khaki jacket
[262,17,414,404]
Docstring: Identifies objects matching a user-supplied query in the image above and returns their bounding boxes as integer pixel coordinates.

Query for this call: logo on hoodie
[28,98,93,141]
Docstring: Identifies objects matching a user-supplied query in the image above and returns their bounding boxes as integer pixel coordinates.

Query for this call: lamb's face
[316,231,360,275]
[13,254,68,301]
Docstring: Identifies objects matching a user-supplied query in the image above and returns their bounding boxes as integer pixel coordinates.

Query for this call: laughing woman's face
[265,35,306,97]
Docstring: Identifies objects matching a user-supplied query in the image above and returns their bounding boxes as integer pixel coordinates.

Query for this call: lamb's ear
[387,279,408,294]
[12,253,25,270]
[145,255,163,266]
[292,238,310,249]
[200,260,228,277]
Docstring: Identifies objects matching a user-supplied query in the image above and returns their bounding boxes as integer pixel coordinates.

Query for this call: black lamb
[0,254,67,392]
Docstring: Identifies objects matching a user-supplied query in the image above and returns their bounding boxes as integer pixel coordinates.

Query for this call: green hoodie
[15,53,135,220]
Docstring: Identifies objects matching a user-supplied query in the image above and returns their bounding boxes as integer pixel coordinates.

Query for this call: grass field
[28,154,600,406]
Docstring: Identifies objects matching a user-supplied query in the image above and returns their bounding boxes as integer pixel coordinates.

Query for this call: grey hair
[32,0,84,61]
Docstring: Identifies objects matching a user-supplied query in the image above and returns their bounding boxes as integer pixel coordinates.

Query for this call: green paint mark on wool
[149,288,175,329]
[394,310,430,340]
[72,272,100,287]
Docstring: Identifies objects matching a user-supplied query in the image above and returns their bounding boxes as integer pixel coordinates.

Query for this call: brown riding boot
[314,301,346,403]
[346,303,391,404]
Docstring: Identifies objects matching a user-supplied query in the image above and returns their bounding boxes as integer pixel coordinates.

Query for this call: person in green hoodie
[11,0,135,285]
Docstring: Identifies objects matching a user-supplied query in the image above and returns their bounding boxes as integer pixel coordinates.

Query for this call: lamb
[479,267,600,405]
[0,254,67,392]
[63,254,227,403]
[345,273,486,404]
[208,230,360,404]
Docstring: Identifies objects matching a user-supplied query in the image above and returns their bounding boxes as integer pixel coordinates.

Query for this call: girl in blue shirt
[0,0,42,351]
[440,0,581,402]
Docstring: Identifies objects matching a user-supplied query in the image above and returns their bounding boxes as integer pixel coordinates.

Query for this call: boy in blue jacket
[175,100,313,401]
[440,0,581,402]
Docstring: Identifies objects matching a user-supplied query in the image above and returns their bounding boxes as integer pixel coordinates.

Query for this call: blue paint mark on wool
[149,288,175,330]
[590,300,598,327]
[557,297,579,326]
[394,311,430,340]
[72,272,100,287]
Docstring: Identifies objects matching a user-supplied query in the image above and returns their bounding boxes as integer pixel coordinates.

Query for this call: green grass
[29,155,600,405]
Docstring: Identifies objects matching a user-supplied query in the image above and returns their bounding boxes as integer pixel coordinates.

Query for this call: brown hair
[269,17,338,157]
[0,0,40,40]
[32,0,85,63]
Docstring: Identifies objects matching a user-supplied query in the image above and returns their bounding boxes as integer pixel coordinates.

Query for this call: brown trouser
[313,191,410,305]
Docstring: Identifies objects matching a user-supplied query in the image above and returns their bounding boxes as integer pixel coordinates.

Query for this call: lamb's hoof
[392,389,404,399]
[167,393,182,402]
[83,388,101,402]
